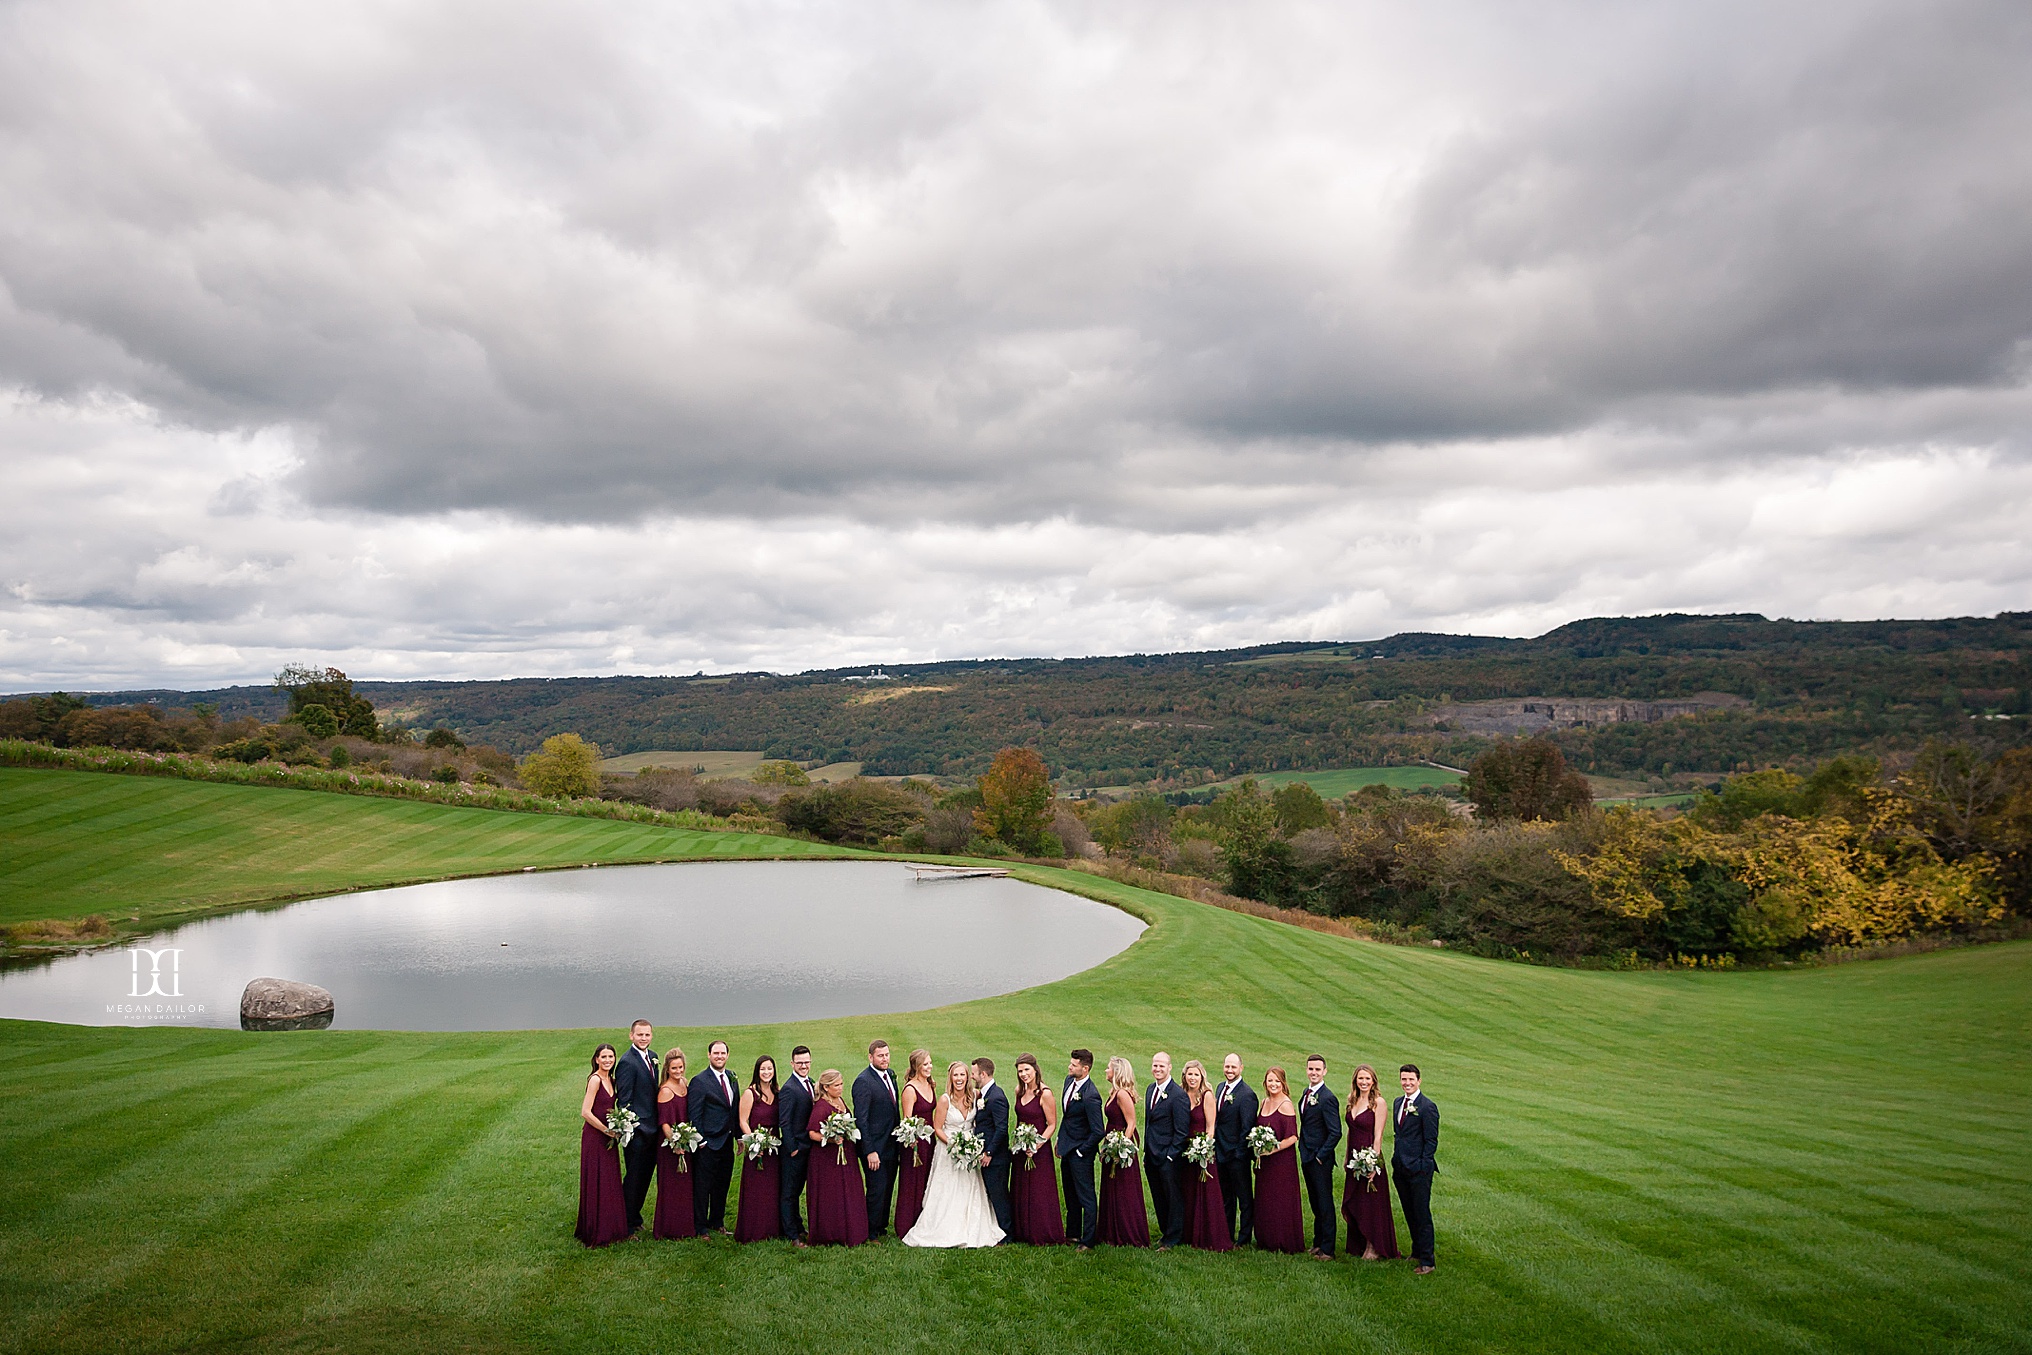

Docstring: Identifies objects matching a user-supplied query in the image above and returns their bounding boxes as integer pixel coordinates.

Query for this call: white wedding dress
[903,1099,1004,1248]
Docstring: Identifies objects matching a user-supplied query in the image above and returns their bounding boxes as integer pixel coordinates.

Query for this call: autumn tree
[275,665,378,738]
[974,747,1054,853]
[1466,739,1593,822]
[518,733,603,798]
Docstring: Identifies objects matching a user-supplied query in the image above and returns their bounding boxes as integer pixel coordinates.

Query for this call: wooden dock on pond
[907,865,1012,881]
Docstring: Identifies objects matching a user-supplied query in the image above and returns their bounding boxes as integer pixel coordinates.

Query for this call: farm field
[1185,764,1464,799]
[598,750,866,783]
[0,770,2028,1353]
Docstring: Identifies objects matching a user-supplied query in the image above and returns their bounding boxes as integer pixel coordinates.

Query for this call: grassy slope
[1195,765,1464,797]
[0,771,2028,1353]
[0,768,837,931]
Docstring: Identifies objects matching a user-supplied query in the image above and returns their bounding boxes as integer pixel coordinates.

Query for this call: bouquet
[1346,1145,1381,1189]
[947,1126,986,1171]
[893,1115,935,1167]
[1098,1129,1139,1176]
[604,1104,640,1150]
[663,1120,704,1169]
[1183,1132,1216,1181]
[819,1110,862,1165]
[738,1127,781,1163]
[1011,1121,1047,1168]
[1246,1124,1279,1163]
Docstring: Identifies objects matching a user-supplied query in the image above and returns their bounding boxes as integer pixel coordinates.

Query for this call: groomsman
[1057,1048,1105,1249]
[779,1045,816,1243]
[1143,1051,1190,1248]
[613,1019,661,1235]
[1298,1054,1342,1257]
[686,1039,740,1234]
[852,1040,902,1237]
[1392,1064,1440,1273]
[1213,1053,1259,1245]
[972,1058,1013,1235]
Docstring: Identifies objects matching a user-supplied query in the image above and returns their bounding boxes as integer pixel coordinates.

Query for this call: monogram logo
[129,948,182,998]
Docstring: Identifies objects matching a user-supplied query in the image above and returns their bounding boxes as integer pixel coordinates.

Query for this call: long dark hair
[589,1042,616,1074]
[751,1055,778,1099]
[1015,1053,1043,1101]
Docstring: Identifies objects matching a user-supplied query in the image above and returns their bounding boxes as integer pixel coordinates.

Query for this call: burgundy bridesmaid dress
[1183,1098,1232,1251]
[1252,1106,1304,1253]
[652,1092,696,1240]
[1097,1095,1150,1247]
[734,1094,783,1242]
[1010,1092,1066,1245]
[893,1088,934,1240]
[805,1100,870,1246]
[1340,1106,1400,1258]
[576,1078,629,1247]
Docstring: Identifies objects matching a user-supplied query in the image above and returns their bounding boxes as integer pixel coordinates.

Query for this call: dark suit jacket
[852,1065,901,1166]
[613,1045,660,1132]
[975,1083,1011,1166]
[1056,1074,1105,1158]
[1143,1079,1190,1161]
[779,1074,815,1159]
[686,1066,741,1151]
[1297,1083,1342,1165]
[1390,1093,1439,1175]
[1212,1078,1260,1163]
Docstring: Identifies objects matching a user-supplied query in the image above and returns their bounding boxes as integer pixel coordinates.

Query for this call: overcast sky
[4,0,2029,689]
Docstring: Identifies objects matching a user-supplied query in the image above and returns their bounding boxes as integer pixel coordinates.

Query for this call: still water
[0,861,1144,1031]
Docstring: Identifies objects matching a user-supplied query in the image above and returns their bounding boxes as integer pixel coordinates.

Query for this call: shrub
[431,764,461,784]
[751,760,811,786]
[423,727,466,751]
[294,704,341,738]
[777,778,927,845]
[1466,739,1593,822]
[518,733,603,798]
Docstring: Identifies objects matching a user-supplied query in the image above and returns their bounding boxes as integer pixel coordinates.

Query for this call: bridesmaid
[1341,1064,1401,1260]
[1179,1058,1232,1251]
[893,1048,937,1240]
[1009,1053,1066,1245]
[652,1046,696,1240]
[575,1043,629,1247]
[734,1055,783,1242]
[805,1069,870,1246]
[1097,1056,1150,1247]
[1252,1064,1304,1254]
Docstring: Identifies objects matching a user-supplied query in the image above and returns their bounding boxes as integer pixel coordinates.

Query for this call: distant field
[599,750,865,783]
[1180,765,1462,799]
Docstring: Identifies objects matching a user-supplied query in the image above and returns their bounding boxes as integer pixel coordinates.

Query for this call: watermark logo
[129,947,182,998]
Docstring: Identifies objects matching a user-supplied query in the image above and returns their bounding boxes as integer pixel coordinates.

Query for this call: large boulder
[240,977,335,1031]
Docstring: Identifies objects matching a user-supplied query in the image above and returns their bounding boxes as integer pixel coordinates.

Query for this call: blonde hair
[1106,1056,1136,1098]
[946,1061,974,1113]
[908,1048,932,1082]
[660,1047,687,1090]
[1181,1059,1208,1096]
[1350,1063,1383,1115]
[817,1069,846,1105]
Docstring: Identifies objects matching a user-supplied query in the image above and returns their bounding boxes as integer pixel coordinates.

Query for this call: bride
[903,1060,1005,1248]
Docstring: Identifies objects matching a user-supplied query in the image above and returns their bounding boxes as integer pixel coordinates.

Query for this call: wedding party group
[577,1023,1442,1271]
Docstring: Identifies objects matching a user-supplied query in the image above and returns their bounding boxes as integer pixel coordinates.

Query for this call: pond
[0,861,1145,1031]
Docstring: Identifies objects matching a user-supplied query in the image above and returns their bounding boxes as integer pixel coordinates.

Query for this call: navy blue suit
[778,1072,815,1240]
[1298,1081,1342,1254]
[1057,1073,1105,1246]
[1143,1078,1191,1246]
[1392,1091,1440,1265]
[686,1065,740,1232]
[1213,1077,1260,1244]
[975,1081,1013,1234]
[852,1064,902,1235]
[612,1044,660,1232]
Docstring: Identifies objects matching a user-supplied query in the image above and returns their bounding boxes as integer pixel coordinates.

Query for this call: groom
[1143,1051,1189,1248]
[852,1039,902,1237]
[1393,1064,1440,1273]
[1057,1049,1104,1249]
[686,1039,740,1234]
[971,1057,1013,1236]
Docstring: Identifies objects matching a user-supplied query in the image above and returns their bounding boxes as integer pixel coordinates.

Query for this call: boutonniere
[1067,1087,1080,1103]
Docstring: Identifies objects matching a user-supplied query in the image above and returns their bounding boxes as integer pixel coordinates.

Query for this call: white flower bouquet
[663,1120,703,1169]
[947,1126,986,1171]
[1346,1145,1381,1188]
[893,1115,935,1167]
[604,1104,640,1150]
[1011,1121,1047,1168]
[1246,1124,1280,1163]
[738,1127,781,1163]
[1184,1132,1216,1180]
[1099,1129,1139,1176]
[819,1110,862,1164]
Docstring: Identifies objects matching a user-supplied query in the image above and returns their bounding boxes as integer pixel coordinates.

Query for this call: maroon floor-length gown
[652,1092,696,1240]
[1098,1094,1150,1247]
[1253,1105,1304,1254]
[576,1078,629,1247]
[1341,1105,1401,1258]
[1183,1098,1233,1251]
[1010,1092,1066,1245]
[734,1094,783,1242]
[893,1088,934,1240]
[806,1100,870,1246]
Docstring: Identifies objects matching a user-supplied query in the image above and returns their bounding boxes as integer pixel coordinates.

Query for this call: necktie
[881,1070,895,1100]
[719,1071,730,1102]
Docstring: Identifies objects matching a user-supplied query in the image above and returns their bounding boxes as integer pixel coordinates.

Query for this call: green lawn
[0,768,838,933]
[1202,765,1463,798]
[1,770,2029,1353]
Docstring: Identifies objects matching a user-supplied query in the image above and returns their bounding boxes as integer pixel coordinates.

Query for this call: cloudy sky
[3,0,2030,689]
